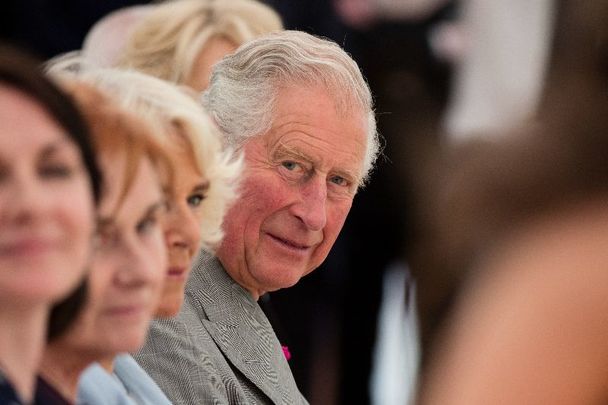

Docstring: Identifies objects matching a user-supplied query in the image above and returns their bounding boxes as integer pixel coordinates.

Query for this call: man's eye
[329,175,348,187]
[187,194,205,208]
[281,161,300,171]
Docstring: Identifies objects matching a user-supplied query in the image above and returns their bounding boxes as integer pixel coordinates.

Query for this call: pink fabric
[281,345,292,361]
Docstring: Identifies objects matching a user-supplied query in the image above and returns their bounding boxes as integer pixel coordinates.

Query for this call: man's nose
[291,177,327,231]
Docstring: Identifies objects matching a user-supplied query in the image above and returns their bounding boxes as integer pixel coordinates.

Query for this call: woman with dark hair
[0,44,100,404]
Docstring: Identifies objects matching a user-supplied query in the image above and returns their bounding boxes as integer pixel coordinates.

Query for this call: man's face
[217,84,367,298]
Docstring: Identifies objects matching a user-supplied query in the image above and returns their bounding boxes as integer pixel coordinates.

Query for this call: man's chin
[254,265,306,292]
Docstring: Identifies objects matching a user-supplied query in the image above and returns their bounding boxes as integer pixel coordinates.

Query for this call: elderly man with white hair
[135,30,379,404]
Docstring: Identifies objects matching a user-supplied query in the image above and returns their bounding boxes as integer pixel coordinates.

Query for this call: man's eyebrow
[274,143,362,182]
[333,168,359,181]
[273,144,315,163]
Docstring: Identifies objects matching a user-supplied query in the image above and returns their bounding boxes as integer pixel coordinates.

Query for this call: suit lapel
[187,251,295,404]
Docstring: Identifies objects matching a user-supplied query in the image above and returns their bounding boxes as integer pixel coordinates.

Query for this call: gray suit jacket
[134,250,308,404]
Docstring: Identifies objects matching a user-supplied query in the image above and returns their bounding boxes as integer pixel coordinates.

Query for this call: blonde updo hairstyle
[117,0,283,85]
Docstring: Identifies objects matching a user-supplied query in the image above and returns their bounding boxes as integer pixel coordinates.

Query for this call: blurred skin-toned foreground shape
[423,201,608,404]
[420,76,608,404]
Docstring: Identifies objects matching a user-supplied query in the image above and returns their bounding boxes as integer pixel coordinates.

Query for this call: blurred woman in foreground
[0,45,100,404]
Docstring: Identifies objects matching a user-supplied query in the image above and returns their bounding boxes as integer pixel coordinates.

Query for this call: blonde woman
[114,0,283,90]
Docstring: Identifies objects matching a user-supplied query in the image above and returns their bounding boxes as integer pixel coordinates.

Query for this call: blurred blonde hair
[116,0,283,85]
[48,56,242,251]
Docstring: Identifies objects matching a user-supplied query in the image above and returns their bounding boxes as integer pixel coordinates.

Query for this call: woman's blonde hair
[117,0,283,85]
[48,56,242,251]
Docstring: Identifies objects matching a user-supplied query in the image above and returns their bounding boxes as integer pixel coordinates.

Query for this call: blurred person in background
[114,0,283,91]
[135,30,379,404]
[405,0,556,380]
[420,2,608,402]
[47,60,240,404]
[421,88,608,405]
[81,4,154,68]
[38,82,174,403]
[0,44,100,405]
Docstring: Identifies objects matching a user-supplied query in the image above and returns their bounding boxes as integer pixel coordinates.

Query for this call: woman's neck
[40,343,116,402]
[40,343,90,402]
[0,304,48,404]
[98,357,115,373]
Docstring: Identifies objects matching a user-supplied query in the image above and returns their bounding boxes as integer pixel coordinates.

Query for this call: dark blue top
[0,369,24,405]
[0,370,73,405]
[34,378,71,405]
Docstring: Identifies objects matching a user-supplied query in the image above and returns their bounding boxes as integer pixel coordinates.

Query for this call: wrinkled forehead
[273,75,369,117]
[261,84,368,174]
[277,81,368,142]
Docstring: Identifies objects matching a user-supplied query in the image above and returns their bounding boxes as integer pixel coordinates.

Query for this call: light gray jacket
[134,250,308,404]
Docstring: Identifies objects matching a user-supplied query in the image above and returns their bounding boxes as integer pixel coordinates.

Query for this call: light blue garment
[77,362,135,405]
[113,354,172,405]
[77,355,171,405]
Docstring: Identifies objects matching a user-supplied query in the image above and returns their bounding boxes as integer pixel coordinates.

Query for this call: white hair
[47,54,242,251]
[202,30,379,186]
